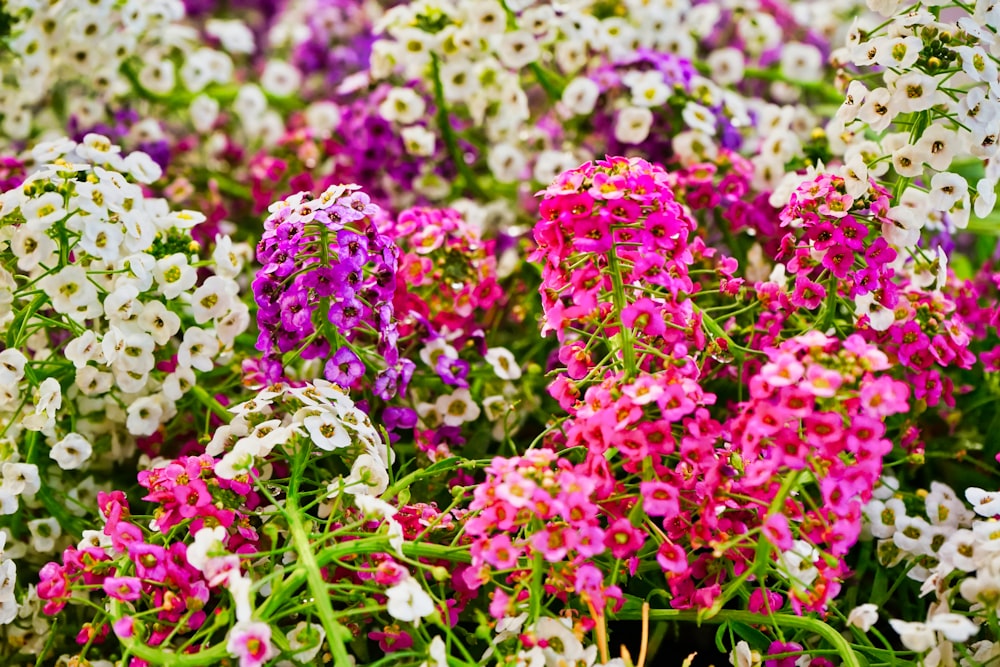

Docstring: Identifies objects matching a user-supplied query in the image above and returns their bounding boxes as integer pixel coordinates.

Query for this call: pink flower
[622,298,667,336]
[103,576,143,602]
[227,621,275,667]
[640,481,680,516]
[760,353,804,387]
[113,616,136,639]
[604,518,646,559]
[531,523,577,562]
[790,275,826,310]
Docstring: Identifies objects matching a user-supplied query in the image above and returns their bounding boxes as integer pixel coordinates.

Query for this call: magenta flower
[227,621,275,667]
[103,576,143,602]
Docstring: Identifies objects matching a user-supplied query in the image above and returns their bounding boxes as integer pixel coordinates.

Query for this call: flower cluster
[465,449,624,620]
[531,155,698,358]
[0,136,246,543]
[253,184,411,400]
[0,0,234,141]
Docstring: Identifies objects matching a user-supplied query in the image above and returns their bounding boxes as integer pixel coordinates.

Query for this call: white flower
[137,300,182,346]
[123,151,162,185]
[614,107,654,144]
[140,59,176,96]
[116,332,156,374]
[76,133,122,166]
[1,463,40,496]
[627,71,671,108]
[707,47,745,86]
[925,481,973,527]
[27,517,61,553]
[496,30,540,69]
[484,142,525,183]
[0,349,27,385]
[162,367,196,402]
[847,604,879,632]
[967,487,1000,517]
[11,222,57,272]
[562,77,601,115]
[154,254,198,300]
[681,102,717,135]
[887,620,935,653]
[780,42,823,80]
[187,526,228,572]
[190,95,220,134]
[435,389,481,427]
[419,337,458,367]
[304,102,342,139]
[304,411,352,451]
[484,347,521,380]
[928,172,968,211]
[729,640,761,667]
[341,453,390,497]
[215,440,259,480]
[23,377,62,431]
[976,177,997,219]
[379,87,427,125]
[857,87,895,132]
[385,576,435,625]
[401,125,436,157]
[192,276,234,324]
[206,18,255,54]
[126,396,165,436]
[260,60,302,97]
[927,613,978,642]
[286,621,326,663]
[864,498,907,539]
[177,327,220,372]
[894,516,939,556]
[39,266,100,316]
[354,494,398,519]
[50,433,93,470]
[464,0,507,37]
[420,635,448,667]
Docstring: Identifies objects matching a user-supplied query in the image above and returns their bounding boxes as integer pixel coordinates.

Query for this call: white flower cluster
[0,534,18,625]
[208,380,392,497]
[370,0,865,195]
[0,136,249,514]
[0,0,234,142]
[832,2,1000,243]
[861,478,1000,664]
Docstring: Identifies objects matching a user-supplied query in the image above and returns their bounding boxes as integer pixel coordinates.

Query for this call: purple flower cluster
[252,184,413,400]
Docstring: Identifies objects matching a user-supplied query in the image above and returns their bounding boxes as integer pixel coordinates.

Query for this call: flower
[847,604,879,632]
[226,621,275,667]
[385,576,435,625]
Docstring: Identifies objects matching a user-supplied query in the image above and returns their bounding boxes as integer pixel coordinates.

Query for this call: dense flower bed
[2,0,1000,666]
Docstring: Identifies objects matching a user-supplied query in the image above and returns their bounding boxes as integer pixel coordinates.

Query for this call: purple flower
[324,346,365,387]
[435,355,470,387]
[328,298,364,330]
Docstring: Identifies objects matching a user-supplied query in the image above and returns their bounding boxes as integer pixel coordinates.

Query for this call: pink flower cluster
[386,206,505,341]
[729,332,910,610]
[464,450,624,618]
[531,156,697,359]
[779,174,898,318]
[38,456,261,660]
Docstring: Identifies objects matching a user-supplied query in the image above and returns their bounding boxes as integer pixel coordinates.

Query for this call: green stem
[606,246,638,378]
[285,493,354,667]
[430,54,486,200]
[109,600,230,667]
[190,385,232,425]
[618,608,862,667]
